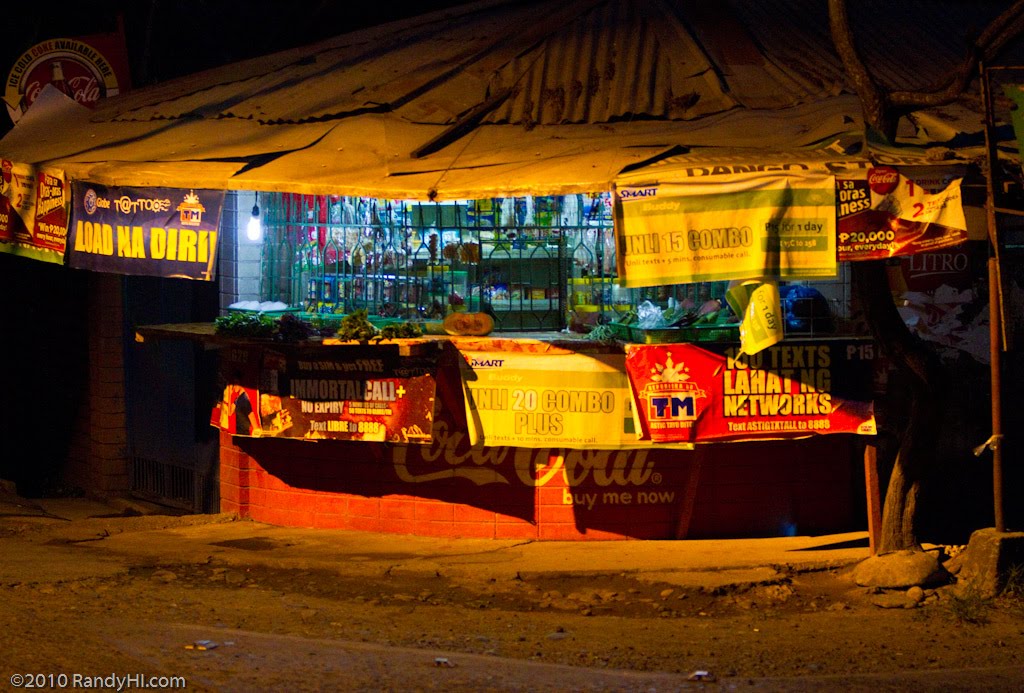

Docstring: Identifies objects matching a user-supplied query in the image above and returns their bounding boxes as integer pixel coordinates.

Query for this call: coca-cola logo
[868,166,899,195]
[391,420,657,489]
[23,59,104,109]
[6,38,123,125]
[67,75,101,103]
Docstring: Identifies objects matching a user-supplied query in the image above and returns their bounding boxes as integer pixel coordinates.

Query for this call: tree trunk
[876,369,938,551]
[852,260,946,552]
[827,0,900,142]
[879,449,919,552]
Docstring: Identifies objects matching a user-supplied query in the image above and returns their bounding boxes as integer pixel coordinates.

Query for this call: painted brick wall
[218,433,859,541]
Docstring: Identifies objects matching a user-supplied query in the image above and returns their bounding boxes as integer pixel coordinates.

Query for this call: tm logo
[648,394,696,421]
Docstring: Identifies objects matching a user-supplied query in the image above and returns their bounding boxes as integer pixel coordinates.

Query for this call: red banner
[0,160,69,264]
[625,341,877,443]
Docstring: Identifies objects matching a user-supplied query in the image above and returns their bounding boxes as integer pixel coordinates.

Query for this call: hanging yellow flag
[725,279,784,356]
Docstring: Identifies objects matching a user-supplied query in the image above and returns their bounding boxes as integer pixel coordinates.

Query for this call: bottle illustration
[50,62,73,99]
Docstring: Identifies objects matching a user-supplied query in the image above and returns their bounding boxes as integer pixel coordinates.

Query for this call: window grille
[258,193,617,332]
[253,192,853,338]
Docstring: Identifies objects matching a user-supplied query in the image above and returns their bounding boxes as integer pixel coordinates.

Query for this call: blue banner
[67,182,224,280]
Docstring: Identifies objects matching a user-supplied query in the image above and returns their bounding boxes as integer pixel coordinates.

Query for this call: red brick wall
[65,274,129,494]
[219,431,859,540]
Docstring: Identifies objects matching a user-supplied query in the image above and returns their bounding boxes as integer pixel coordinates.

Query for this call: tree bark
[826,0,1011,550]
[852,260,946,552]
[879,450,918,552]
[829,0,1024,139]
[827,0,899,140]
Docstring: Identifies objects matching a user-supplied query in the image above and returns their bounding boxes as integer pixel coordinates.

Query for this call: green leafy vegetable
[214,312,276,338]
[335,310,380,342]
[586,324,617,341]
[378,322,423,340]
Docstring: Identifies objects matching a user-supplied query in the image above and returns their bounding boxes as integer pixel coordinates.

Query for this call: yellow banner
[459,350,657,449]
[614,171,837,286]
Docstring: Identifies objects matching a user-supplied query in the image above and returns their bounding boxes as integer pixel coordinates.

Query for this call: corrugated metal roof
[95,0,1014,127]
[97,0,848,128]
[480,1,737,126]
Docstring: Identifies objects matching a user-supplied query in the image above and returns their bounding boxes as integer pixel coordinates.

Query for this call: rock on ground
[852,549,948,589]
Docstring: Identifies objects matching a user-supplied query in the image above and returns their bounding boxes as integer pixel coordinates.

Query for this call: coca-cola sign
[22,59,103,108]
[867,166,899,195]
[4,35,130,125]
[392,420,658,489]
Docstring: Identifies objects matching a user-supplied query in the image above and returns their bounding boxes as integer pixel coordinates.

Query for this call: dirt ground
[2,508,1024,691]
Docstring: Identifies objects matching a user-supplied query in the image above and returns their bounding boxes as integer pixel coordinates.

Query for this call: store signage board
[67,182,224,280]
[614,170,838,287]
[0,159,68,264]
[836,166,967,261]
[625,341,877,443]
[458,349,665,450]
[211,344,439,443]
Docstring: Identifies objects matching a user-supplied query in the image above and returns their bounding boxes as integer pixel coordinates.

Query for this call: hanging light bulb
[246,192,262,241]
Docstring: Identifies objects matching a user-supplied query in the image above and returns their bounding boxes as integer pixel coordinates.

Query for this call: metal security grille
[258,193,620,331]
[130,456,214,513]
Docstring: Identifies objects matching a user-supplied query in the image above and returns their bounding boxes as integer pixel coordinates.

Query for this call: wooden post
[980,64,1007,533]
[674,446,704,539]
[864,444,882,556]
[989,258,1005,533]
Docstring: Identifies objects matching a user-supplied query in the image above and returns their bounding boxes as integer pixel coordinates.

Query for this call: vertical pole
[989,258,1005,532]
[980,63,1006,533]
[864,444,881,556]
[674,445,705,539]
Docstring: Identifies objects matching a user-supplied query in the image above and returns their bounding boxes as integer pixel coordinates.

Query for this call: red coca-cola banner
[625,341,877,443]
[836,166,968,261]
